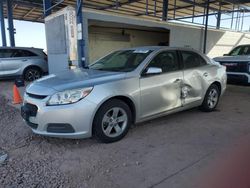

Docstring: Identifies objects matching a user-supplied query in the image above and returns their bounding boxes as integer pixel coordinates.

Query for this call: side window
[199,55,207,66]
[230,46,241,56]
[181,51,207,69]
[241,46,250,55]
[12,50,37,57]
[11,50,23,57]
[146,51,179,73]
[0,49,13,58]
[229,46,250,56]
[22,50,37,57]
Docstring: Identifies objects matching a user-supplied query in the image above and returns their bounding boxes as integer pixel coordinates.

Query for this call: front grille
[219,61,249,73]
[227,74,249,83]
[26,92,47,99]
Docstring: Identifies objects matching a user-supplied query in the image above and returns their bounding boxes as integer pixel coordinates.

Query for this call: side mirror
[145,67,162,75]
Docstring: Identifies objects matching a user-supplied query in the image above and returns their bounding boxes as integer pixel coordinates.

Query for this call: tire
[24,67,42,81]
[200,84,220,112]
[93,99,132,143]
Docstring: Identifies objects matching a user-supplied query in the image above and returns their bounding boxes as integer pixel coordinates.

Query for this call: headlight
[47,87,93,106]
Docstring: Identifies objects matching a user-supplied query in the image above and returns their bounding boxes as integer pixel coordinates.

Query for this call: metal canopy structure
[0,0,250,24]
[1,0,250,64]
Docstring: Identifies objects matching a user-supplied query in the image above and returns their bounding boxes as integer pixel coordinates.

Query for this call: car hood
[213,55,250,62]
[26,68,126,95]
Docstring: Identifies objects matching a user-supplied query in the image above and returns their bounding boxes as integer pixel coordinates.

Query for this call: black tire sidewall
[24,67,41,81]
[93,99,132,143]
[200,84,220,112]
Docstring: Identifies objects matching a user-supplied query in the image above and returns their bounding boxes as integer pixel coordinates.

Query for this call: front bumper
[21,93,97,139]
[226,72,250,84]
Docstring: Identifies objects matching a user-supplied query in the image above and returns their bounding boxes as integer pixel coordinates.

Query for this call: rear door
[2,49,38,76]
[0,49,16,76]
[140,50,183,118]
[179,50,209,106]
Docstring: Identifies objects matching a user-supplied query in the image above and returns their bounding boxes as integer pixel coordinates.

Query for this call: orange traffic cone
[13,84,23,104]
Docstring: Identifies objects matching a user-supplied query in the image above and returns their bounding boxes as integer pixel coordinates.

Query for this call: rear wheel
[24,67,42,81]
[200,84,220,112]
[93,99,132,143]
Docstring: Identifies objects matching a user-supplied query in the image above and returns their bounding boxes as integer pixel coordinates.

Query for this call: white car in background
[0,47,48,81]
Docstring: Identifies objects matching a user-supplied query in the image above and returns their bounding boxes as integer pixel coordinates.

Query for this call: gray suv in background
[214,45,250,84]
[0,47,48,81]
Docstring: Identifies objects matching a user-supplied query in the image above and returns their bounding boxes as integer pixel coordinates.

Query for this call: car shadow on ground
[32,106,222,149]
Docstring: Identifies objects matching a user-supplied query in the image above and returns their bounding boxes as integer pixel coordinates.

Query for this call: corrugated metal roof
[3,0,250,23]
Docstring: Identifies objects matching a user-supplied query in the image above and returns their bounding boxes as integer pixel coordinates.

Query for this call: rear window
[181,51,207,69]
[12,49,38,57]
[0,49,38,58]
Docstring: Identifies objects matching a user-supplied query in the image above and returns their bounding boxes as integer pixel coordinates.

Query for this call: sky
[0,12,250,50]
[0,19,46,50]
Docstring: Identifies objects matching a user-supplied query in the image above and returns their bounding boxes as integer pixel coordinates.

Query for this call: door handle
[22,59,28,62]
[173,78,182,83]
[203,72,208,77]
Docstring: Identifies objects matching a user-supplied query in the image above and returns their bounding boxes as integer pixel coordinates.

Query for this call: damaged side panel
[182,66,210,105]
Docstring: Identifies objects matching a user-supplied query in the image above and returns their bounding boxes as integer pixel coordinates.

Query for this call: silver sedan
[21,47,227,143]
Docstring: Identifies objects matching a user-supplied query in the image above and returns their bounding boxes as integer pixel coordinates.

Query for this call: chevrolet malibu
[21,47,227,143]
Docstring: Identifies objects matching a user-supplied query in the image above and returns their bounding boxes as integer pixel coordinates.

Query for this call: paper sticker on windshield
[133,50,149,53]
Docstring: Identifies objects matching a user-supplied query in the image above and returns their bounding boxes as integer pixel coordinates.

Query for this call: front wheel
[200,84,220,112]
[93,99,132,143]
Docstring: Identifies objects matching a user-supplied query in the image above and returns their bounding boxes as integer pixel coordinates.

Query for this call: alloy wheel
[101,107,128,138]
[207,88,218,109]
[26,69,41,81]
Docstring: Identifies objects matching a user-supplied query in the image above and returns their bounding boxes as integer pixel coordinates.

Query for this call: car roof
[123,46,193,50]
[122,46,202,53]
[233,44,250,48]
[0,46,44,51]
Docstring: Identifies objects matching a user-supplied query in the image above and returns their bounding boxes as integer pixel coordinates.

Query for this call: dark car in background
[214,45,250,84]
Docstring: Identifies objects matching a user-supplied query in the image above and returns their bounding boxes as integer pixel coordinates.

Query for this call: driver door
[139,50,183,119]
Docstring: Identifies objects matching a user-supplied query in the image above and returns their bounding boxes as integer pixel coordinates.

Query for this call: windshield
[89,50,153,72]
[228,45,250,56]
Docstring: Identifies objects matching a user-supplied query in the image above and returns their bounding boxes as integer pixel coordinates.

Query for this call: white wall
[207,31,250,57]
[84,10,250,61]
[88,26,169,62]
[168,23,250,58]
[167,24,204,50]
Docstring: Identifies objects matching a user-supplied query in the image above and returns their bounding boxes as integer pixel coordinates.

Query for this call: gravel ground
[0,83,250,188]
